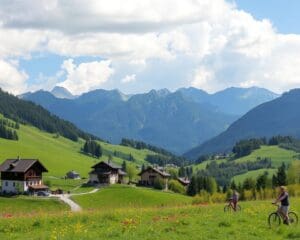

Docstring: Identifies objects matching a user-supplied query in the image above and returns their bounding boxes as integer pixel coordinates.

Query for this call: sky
[0,0,300,95]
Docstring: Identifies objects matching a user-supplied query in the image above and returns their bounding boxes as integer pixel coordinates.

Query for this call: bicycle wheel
[288,212,298,226]
[224,205,231,212]
[268,213,281,227]
[236,205,241,212]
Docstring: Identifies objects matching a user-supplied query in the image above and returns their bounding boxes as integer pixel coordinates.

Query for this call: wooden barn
[138,166,170,187]
[0,158,48,194]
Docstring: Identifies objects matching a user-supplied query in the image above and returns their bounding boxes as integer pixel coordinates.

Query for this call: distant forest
[121,138,190,166]
[0,118,19,140]
[0,89,99,142]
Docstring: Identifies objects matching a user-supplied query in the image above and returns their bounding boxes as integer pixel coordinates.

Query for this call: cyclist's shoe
[283,220,290,225]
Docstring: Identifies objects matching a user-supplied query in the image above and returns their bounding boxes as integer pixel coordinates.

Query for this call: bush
[153,178,165,190]
[192,190,212,204]
[168,180,186,194]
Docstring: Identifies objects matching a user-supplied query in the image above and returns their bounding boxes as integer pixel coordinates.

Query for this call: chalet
[0,158,48,194]
[177,177,190,187]
[66,170,80,179]
[89,161,126,185]
[138,166,170,187]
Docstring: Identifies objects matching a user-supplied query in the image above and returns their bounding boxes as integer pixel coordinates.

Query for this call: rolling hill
[184,89,300,159]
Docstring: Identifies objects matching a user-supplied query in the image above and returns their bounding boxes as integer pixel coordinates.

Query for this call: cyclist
[231,190,239,211]
[273,186,290,225]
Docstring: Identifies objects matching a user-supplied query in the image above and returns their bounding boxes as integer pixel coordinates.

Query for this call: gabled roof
[138,166,170,177]
[0,159,48,173]
[177,177,190,185]
[91,161,121,170]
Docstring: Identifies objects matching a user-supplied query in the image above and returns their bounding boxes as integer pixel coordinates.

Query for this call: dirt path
[53,188,99,212]
[58,194,82,212]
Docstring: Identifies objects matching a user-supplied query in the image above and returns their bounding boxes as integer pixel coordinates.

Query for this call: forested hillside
[0,89,97,142]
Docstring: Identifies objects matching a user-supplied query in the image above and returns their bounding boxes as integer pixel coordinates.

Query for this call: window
[13,182,15,187]
[5,181,8,187]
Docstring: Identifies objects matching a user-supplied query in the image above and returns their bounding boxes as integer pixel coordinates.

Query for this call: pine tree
[277,163,287,186]
[272,174,278,188]
[230,180,237,190]
[187,176,197,196]
[122,160,127,171]
[223,184,228,193]
[95,144,102,158]
[83,141,89,153]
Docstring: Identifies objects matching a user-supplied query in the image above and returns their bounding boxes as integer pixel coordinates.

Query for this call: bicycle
[268,203,298,227]
[224,199,241,212]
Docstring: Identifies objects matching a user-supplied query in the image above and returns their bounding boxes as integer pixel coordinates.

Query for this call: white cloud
[57,59,114,94]
[191,67,214,92]
[0,0,300,94]
[0,60,28,94]
[121,74,136,83]
[0,0,230,33]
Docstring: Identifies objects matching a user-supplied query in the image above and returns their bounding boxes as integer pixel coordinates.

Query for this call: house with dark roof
[89,161,126,185]
[138,166,170,187]
[0,158,48,194]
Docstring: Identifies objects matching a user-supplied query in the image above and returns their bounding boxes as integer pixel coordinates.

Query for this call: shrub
[153,178,165,190]
[168,180,185,194]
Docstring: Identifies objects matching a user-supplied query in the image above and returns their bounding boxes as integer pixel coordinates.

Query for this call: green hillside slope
[234,145,298,167]
[0,115,154,188]
[190,145,299,185]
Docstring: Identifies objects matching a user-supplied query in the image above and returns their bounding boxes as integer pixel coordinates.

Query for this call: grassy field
[0,196,68,216]
[71,185,192,210]
[0,116,154,191]
[0,197,299,239]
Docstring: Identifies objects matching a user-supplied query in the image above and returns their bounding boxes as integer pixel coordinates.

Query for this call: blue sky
[0,0,300,95]
[235,0,300,34]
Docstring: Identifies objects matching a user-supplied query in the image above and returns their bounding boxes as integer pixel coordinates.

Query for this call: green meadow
[0,188,299,240]
[71,185,191,210]
[0,196,68,215]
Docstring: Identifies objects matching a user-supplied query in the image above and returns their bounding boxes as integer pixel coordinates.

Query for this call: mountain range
[21,86,278,154]
[184,88,300,159]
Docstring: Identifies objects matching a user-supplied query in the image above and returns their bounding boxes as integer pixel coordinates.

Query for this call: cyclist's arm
[275,192,287,203]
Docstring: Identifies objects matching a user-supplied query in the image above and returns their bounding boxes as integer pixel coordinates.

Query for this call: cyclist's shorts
[280,205,289,215]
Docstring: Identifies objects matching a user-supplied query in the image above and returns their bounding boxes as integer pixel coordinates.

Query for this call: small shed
[66,170,80,179]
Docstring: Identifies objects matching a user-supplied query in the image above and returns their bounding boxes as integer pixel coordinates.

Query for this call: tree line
[121,138,190,166]
[145,154,189,167]
[120,138,174,156]
[83,140,102,158]
[186,161,296,200]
